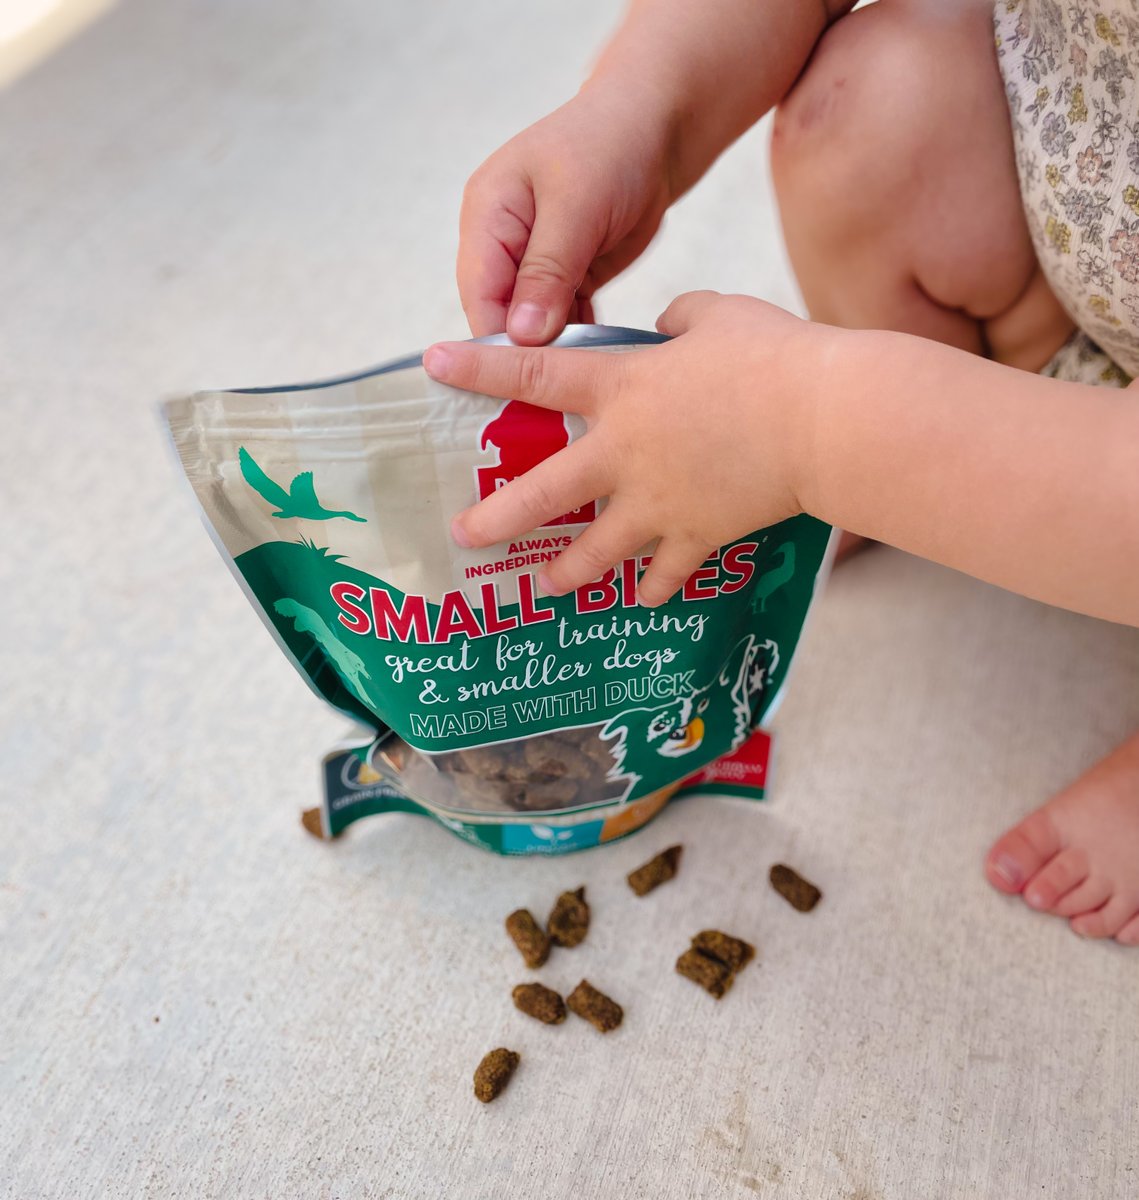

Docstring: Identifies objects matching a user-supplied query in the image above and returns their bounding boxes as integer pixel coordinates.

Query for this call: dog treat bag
[166,326,833,854]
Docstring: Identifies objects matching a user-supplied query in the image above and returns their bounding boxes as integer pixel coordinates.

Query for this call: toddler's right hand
[457,82,676,343]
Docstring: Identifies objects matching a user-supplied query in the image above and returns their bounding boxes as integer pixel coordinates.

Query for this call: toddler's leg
[770,0,1139,944]
[771,0,1074,370]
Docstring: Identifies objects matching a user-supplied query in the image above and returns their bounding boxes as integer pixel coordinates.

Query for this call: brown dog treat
[473,1048,520,1103]
[512,982,566,1025]
[501,757,541,785]
[547,886,590,947]
[505,909,551,969]
[400,728,624,815]
[517,777,580,812]
[579,733,617,771]
[566,980,623,1032]
[627,845,683,896]
[520,737,574,777]
[675,947,735,999]
[454,773,517,809]
[558,749,601,782]
[300,808,326,839]
[691,930,755,973]
[454,745,510,777]
[769,863,822,912]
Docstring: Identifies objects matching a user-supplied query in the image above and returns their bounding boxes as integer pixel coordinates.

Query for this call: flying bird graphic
[239,447,365,522]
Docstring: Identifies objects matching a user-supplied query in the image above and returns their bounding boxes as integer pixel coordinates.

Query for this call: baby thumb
[507,209,598,345]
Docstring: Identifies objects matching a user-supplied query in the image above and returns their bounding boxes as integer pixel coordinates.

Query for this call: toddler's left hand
[423,291,829,606]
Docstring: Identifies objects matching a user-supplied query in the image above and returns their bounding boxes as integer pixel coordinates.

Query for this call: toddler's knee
[771,4,936,230]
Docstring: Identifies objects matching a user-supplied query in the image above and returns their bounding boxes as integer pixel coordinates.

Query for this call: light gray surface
[2,2,1138,1197]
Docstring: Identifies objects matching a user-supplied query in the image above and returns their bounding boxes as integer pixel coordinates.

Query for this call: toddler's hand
[457,83,675,344]
[424,292,827,605]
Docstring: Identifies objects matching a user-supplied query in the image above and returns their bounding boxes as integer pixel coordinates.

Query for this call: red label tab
[476,399,597,526]
[681,729,772,793]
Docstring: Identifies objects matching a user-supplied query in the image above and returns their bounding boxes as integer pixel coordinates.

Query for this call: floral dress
[995,0,1139,385]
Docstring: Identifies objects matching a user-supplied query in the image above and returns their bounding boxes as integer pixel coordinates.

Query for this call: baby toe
[985,807,1064,894]
[1116,912,1139,947]
[1022,848,1088,911]
[1054,876,1112,919]
[1071,893,1134,940]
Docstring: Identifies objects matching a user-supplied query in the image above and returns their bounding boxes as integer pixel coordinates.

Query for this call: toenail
[993,855,1023,888]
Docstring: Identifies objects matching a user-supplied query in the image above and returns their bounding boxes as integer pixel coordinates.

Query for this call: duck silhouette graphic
[239,447,365,522]
[476,401,596,525]
[751,542,796,613]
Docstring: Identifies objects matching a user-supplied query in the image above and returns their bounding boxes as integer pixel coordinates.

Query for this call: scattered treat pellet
[676,946,735,999]
[566,980,623,1032]
[769,863,822,912]
[547,886,590,948]
[676,930,755,999]
[691,929,755,973]
[505,909,551,969]
[473,1047,520,1103]
[512,983,566,1025]
[627,844,683,896]
[300,808,325,839]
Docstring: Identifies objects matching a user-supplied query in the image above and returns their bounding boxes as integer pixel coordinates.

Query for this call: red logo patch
[475,399,596,526]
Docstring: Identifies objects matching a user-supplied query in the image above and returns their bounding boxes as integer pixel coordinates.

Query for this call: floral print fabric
[996,0,1139,384]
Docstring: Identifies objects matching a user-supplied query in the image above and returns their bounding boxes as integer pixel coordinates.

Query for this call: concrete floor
[2,1,1138,1197]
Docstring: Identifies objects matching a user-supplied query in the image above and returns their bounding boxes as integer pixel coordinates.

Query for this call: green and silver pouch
[166,325,833,854]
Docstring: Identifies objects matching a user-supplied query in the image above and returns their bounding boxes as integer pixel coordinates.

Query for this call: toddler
[423,0,1139,942]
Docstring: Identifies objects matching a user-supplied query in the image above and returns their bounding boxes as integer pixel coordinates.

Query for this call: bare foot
[985,731,1139,944]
